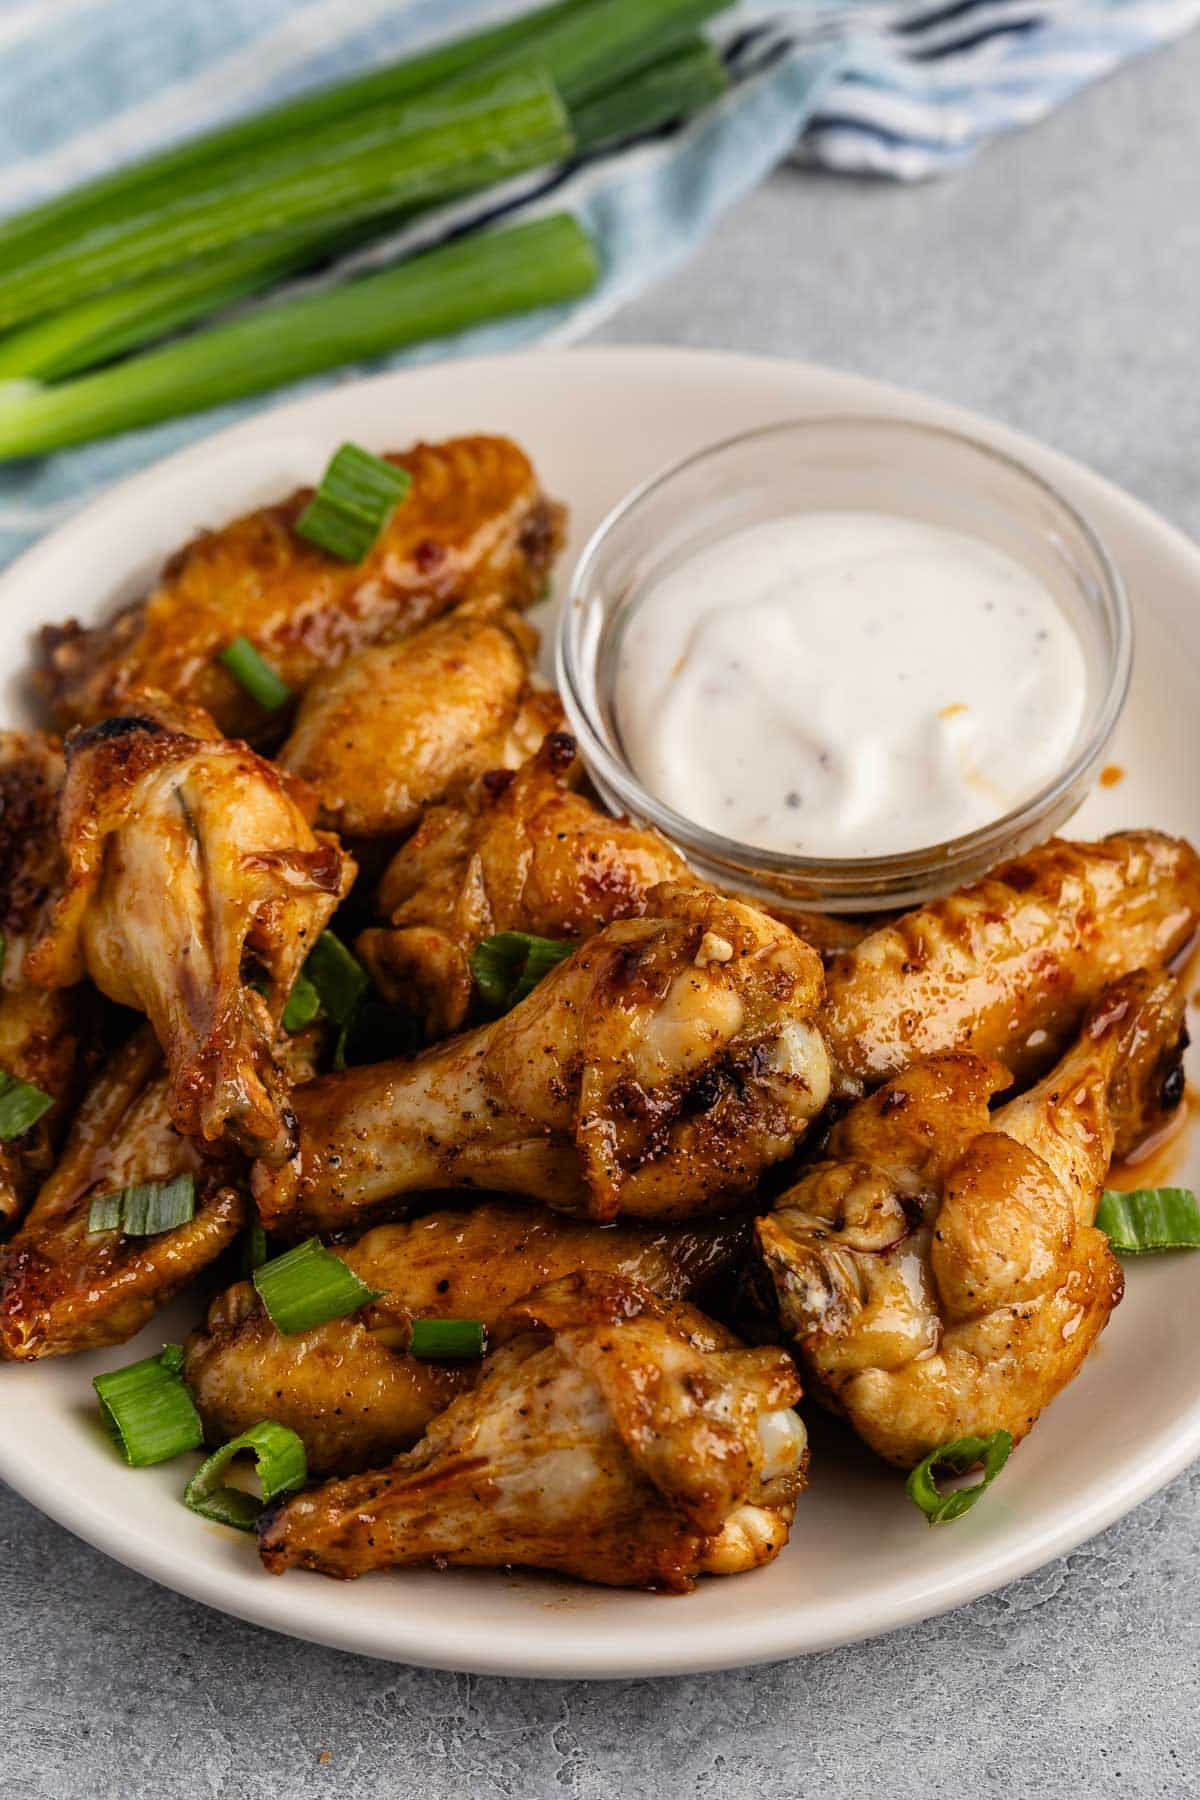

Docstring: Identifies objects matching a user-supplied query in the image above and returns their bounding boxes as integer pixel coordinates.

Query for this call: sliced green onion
[0,1071,55,1140]
[303,931,370,1028]
[296,443,412,563]
[87,1172,196,1238]
[1096,1187,1200,1253]
[281,970,322,1033]
[333,999,420,1071]
[0,215,598,461]
[253,1236,383,1335]
[218,635,292,712]
[183,1419,307,1530]
[409,1318,487,1360]
[906,1429,1013,1526]
[242,1221,269,1276]
[471,931,574,1012]
[93,1344,204,1467]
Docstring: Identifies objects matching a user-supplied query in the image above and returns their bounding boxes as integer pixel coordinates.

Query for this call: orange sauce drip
[1107,1090,1200,1192]
[1099,764,1125,788]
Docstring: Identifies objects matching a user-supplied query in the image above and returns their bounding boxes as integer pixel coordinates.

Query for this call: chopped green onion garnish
[1096,1187,1200,1253]
[217,635,292,712]
[0,1070,54,1140]
[87,1172,196,1238]
[333,999,419,1072]
[281,969,322,1033]
[253,1236,383,1335]
[906,1429,1013,1526]
[471,932,574,1013]
[302,930,370,1028]
[183,1419,307,1530]
[242,1221,269,1275]
[409,1318,488,1360]
[93,1345,204,1467]
[296,443,412,564]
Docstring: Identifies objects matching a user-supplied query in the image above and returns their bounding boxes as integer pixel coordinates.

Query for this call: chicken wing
[184,1202,749,1474]
[25,698,354,1163]
[357,731,693,1037]
[254,883,830,1233]
[756,968,1185,1467]
[0,1027,242,1359]
[823,830,1200,1094]
[278,600,562,838]
[258,1272,806,1590]
[37,436,565,740]
[0,731,92,1231]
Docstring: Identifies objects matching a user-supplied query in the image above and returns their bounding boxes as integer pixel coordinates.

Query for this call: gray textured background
[5,32,1200,1800]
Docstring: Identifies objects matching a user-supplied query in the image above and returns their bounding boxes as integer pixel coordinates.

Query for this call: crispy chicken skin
[756,969,1185,1468]
[0,1028,243,1359]
[37,436,565,740]
[25,697,354,1163]
[0,731,91,1231]
[258,1272,806,1590]
[358,731,693,1037]
[254,883,830,1234]
[823,830,1200,1094]
[278,600,563,838]
[184,1202,750,1474]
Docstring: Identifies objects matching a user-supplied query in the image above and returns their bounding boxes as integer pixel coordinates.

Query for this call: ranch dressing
[615,511,1088,859]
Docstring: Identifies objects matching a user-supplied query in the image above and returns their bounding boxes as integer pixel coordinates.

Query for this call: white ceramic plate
[1,347,1198,1679]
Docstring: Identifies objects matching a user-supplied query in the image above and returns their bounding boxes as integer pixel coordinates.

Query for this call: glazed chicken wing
[258,1273,806,1590]
[0,1028,242,1359]
[358,731,693,1037]
[255,883,830,1234]
[184,1202,749,1474]
[278,600,563,838]
[25,699,354,1163]
[37,436,565,740]
[0,731,92,1231]
[823,830,1200,1094]
[756,968,1185,1467]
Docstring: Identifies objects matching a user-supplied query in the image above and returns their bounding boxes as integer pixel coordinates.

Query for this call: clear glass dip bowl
[556,416,1132,913]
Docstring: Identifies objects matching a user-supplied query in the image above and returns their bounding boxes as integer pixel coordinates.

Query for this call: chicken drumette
[184,1201,749,1474]
[756,968,1185,1467]
[37,436,564,741]
[358,731,693,1036]
[26,697,354,1163]
[258,1272,806,1590]
[255,883,830,1234]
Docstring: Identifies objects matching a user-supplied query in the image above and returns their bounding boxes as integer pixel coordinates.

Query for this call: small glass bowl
[556,416,1132,912]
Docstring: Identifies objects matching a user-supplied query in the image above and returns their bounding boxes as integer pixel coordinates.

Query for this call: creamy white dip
[615,511,1088,859]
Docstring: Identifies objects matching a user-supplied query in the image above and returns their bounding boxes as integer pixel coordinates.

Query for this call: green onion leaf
[183,1419,307,1530]
[281,969,322,1033]
[253,1236,383,1334]
[242,1221,270,1275]
[218,635,292,712]
[471,931,574,1013]
[332,999,419,1072]
[87,1172,196,1237]
[409,1317,487,1360]
[1097,1187,1200,1253]
[93,1345,204,1467]
[906,1430,1013,1526]
[0,1070,54,1140]
[296,443,412,563]
[303,931,370,1028]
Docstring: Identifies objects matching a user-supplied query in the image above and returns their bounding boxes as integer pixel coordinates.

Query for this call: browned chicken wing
[25,698,354,1163]
[0,730,92,1231]
[184,1202,749,1474]
[823,830,1200,1094]
[278,600,562,838]
[255,883,830,1234]
[258,1272,806,1590]
[358,731,693,1037]
[37,436,565,740]
[0,1027,243,1359]
[756,969,1185,1467]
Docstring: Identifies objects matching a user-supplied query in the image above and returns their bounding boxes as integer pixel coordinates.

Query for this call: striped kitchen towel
[1,0,1197,564]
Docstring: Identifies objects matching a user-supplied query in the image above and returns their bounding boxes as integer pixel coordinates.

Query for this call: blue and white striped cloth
[1,0,1196,568]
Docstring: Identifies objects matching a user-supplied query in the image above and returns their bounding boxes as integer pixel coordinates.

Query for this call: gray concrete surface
[4,30,1200,1800]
